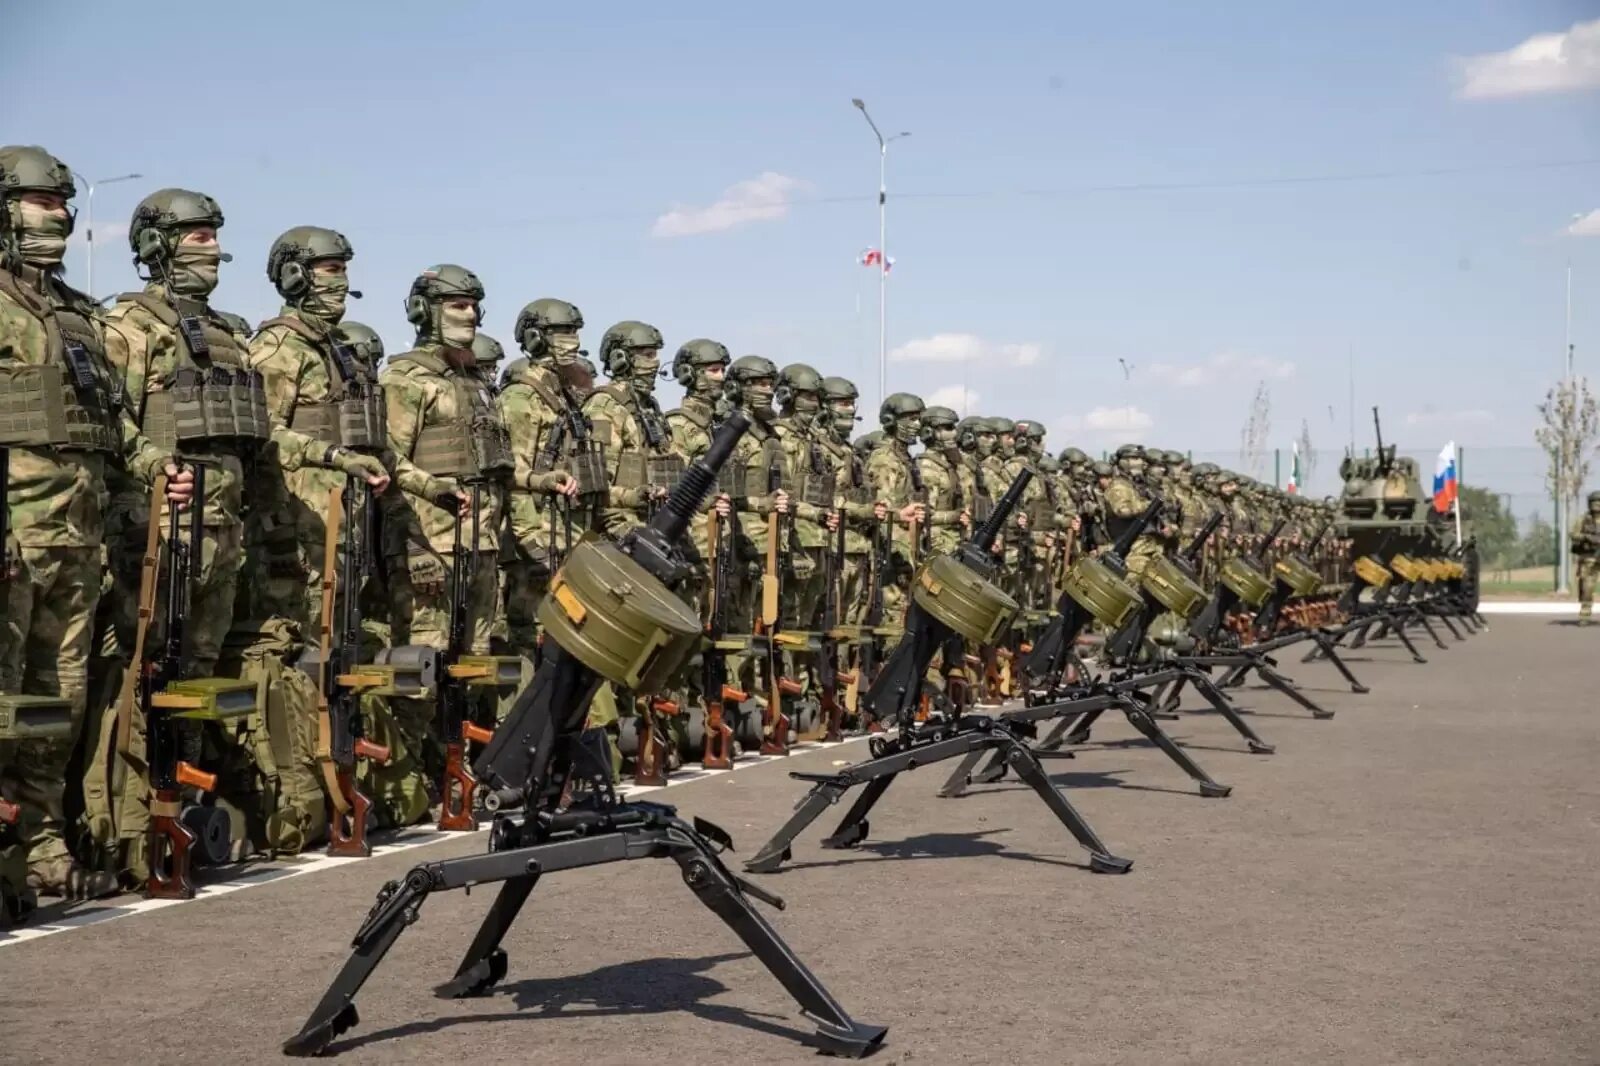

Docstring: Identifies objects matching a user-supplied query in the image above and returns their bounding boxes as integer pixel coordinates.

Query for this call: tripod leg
[1257,663,1334,719]
[1436,611,1464,641]
[1158,675,1187,715]
[821,775,897,850]
[1312,635,1369,694]
[1392,621,1427,663]
[1063,706,1104,746]
[283,870,432,1056]
[434,873,540,998]
[671,838,887,1057]
[744,783,848,873]
[1186,672,1275,754]
[1215,661,1250,689]
[936,747,991,798]
[1000,736,1132,873]
[1035,714,1077,751]
[969,747,1011,785]
[1414,611,1448,650]
[1120,697,1232,797]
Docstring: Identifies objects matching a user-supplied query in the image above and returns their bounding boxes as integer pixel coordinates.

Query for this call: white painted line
[0,735,870,949]
[1477,601,1579,615]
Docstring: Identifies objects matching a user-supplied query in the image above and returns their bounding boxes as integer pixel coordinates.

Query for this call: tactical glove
[333,449,388,483]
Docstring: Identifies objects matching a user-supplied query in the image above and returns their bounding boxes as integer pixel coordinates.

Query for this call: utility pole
[1558,263,1573,593]
[71,170,142,301]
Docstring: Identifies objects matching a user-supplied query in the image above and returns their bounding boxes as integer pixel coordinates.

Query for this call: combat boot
[28,856,120,901]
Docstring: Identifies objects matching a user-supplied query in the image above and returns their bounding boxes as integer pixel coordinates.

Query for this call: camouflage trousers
[1579,556,1599,619]
[0,544,98,878]
[502,552,554,661]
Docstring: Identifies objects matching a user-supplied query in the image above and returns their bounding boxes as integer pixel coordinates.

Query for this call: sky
[7,0,1600,478]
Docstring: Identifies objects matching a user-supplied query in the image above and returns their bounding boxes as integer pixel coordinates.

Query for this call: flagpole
[852,99,909,414]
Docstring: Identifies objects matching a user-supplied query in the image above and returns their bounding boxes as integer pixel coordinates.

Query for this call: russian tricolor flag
[1432,441,1458,514]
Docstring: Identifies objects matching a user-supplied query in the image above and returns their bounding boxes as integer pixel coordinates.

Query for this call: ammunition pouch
[412,415,513,482]
[803,452,837,509]
[287,387,387,453]
[647,453,686,490]
[1141,555,1207,619]
[143,365,271,453]
[973,492,995,524]
[0,356,119,455]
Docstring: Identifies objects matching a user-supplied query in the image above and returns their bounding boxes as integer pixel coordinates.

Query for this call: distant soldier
[773,363,840,635]
[818,377,883,622]
[582,321,677,540]
[864,393,929,619]
[1572,491,1600,625]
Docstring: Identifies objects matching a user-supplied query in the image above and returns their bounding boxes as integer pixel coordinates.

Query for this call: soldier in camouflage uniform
[665,337,731,575]
[498,299,588,659]
[818,377,883,625]
[773,364,841,639]
[864,393,929,622]
[721,356,791,741]
[378,265,512,782]
[581,321,677,541]
[1102,444,1167,576]
[0,147,193,910]
[238,226,395,852]
[471,332,504,390]
[916,407,972,558]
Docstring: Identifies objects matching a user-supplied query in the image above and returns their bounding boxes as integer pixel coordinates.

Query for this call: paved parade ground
[5,616,1597,1065]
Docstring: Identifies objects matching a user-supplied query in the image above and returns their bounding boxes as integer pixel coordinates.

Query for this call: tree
[1534,375,1599,521]
[1515,512,1558,568]
[1458,485,1515,567]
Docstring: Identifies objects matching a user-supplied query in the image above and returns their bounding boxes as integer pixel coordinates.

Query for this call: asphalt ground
[5,615,1597,1065]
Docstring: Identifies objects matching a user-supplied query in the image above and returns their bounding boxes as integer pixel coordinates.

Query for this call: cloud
[924,385,979,415]
[650,171,809,238]
[1053,405,1155,444]
[1455,17,1600,99]
[1141,351,1294,388]
[1567,209,1600,237]
[1404,408,1495,427]
[888,332,1042,366]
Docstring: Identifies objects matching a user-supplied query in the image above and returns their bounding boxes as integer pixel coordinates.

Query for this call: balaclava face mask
[168,238,223,297]
[438,301,478,350]
[11,199,70,267]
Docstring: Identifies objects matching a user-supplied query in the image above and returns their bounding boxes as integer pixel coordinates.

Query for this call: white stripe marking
[0,736,869,949]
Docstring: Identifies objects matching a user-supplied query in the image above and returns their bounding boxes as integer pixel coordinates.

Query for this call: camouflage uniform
[1572,496,1600,623]
[772,364,836,638]
[864,394,927,621]
[819,378,875,625]
[581,321,679,542]
[0,147,173,903]
[1102,444,1161,576]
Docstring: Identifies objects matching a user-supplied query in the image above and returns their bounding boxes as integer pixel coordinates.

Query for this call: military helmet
[130,188,225,267]
[1114,443,1143,461]
[404,264,484,329]
[853,429,885,456]
[1060,446,1090,466]
[1090,460,1116,478]
[728,353,778,382]
[1163,449,1185,466]
[775,362,823,408]
[0,145,75,201]
[819,375,859,403]
[1017,420,1046,441]
[985,415,1017,436]
[514,297,584,356]
[265,226,354,301]
[956,416,986,450]
[1589,490,1600,506]
[334,320,385,367]
[919,405,959,444]
[1192,461,1220,479]
[1038,454,1062,474]
[599,319,664,376]
[671,337,731,386]
[878,391,926,430]
[472,332,505,370]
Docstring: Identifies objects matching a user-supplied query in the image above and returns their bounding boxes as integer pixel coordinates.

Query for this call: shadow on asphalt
[776,828,1099,874]
[1547,619,1593,628]
[327,952,807,1053]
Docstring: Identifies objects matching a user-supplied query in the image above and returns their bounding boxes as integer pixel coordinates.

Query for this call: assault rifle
[855,511,890,723]
[436,485,496,832]
[756,461,795,755]
[817,504,849,742]
[286,410,887,1060]
[309,480,392,857]
[126,468,256,898]
[699,503,743,769]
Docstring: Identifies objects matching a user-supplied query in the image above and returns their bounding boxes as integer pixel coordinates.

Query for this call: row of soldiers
[0,143,1345,925]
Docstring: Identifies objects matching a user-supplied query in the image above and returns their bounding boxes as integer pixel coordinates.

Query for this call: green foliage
[1515,512,1558,568]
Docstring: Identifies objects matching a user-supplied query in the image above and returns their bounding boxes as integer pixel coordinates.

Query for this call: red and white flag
[858,248,895,272]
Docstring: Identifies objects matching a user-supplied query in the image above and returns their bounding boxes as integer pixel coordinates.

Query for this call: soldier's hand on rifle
[714,493,731,518]
[1070,515,1082,531]
[407,546,448,596]
[773,489,790,515]
[873,499,889,521]
[825,508,841,531]
[550,472,580,498]
[1015,511,1029,531]
[958,508,972,530]
[162,461,196,510]
[897,502,924,527]
[331,448,391,493]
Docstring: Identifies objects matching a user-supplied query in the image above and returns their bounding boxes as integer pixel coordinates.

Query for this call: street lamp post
[851,99,909,413]
[72,171,142,300]
[1557,262,1574,593]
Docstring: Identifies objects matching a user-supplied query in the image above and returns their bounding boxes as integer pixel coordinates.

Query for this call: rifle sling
[316,483,349,813]
[114,476,168,771]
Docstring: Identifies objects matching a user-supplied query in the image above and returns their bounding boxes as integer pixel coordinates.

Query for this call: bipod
[742,714,1132,876]
[284,781,885,1059]
[1302,607,1427,666]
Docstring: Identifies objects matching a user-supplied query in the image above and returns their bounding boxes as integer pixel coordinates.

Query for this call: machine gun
[742,468,1134,877]
[123,468,256,898]
[1250,525,1330,638]
[435,485,497,832]
[306,480,393,857]
[285,411,887,1061]
[1190,516,1286,643]
[1105,508,1223,663]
